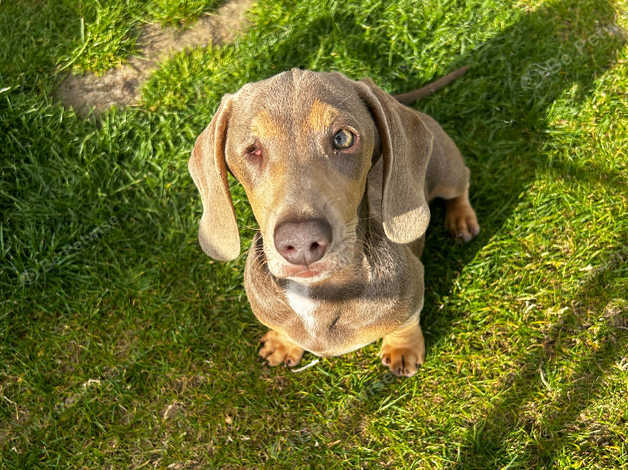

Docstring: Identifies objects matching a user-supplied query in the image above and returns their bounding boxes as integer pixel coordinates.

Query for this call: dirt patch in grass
[56,0,253,116]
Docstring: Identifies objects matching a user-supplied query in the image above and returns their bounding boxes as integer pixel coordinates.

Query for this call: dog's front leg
[380,319,425,377]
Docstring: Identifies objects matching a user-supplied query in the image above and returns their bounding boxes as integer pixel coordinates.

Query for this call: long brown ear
[357,78,433,244]
[188,95,240,261]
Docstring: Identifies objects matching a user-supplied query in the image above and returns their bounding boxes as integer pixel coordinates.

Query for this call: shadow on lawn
[252,0,626,463]
[416,1,626,466]
[452,257,627,468]
[417,2,625,466]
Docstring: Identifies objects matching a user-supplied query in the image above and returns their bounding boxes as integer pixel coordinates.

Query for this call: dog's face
[189,69,433,281]
[223,71,377,283]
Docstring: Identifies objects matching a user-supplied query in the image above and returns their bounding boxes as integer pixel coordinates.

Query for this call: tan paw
[445,198,480,243]
[259,330,304,367]
[380,345,424,377]
[380,322,425,377]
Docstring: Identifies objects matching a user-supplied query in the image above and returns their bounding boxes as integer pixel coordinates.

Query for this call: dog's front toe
[380,346,424,377]
[380,322,425,377]
[448,211,480,242]
[259,330,304,367]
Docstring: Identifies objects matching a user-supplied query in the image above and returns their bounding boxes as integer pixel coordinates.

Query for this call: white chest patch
[285,281,319,336]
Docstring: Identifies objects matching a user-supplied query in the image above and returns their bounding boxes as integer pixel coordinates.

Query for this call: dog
[189,67,479,377]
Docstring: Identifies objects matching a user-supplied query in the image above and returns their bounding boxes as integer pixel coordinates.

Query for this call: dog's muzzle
[273,218,332,267]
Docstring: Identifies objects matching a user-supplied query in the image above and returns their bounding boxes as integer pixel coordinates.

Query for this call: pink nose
[273,219,332,265]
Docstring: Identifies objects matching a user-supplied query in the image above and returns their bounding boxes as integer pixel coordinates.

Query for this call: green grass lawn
[1,0,626,467]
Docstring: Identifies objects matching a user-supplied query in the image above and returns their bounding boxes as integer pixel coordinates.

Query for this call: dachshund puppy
[189,67,479,376]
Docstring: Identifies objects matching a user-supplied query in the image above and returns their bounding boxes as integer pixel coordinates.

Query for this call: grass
[1,0,626,467]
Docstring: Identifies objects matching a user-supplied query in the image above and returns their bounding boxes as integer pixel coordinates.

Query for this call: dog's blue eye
[333,129,354,149]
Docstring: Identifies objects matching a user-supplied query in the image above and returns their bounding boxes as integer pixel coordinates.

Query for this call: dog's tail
[393,66,469,105]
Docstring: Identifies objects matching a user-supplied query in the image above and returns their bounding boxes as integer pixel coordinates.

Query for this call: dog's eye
[332,129,354,149]
[245,144,262,159]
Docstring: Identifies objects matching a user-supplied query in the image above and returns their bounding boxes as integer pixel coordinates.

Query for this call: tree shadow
[451,251,626,468]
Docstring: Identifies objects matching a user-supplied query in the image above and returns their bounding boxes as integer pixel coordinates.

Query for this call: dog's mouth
[277,261,333,284]
[265,251,347,285]
[289,267,319,278]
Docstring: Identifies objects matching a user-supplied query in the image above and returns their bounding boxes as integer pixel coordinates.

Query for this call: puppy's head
[189,69,432,284]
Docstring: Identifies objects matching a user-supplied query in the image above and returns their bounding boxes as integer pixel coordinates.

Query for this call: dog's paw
[380,344,424,377]
[445,199,480,243]
[259,330,304,367]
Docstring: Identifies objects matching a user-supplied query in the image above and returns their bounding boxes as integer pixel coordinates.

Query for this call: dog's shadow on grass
[252,0,626,463]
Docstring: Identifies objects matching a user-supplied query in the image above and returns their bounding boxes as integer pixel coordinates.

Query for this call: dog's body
[189,68,479,376]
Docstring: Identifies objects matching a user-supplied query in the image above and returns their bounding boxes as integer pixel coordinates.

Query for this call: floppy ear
[356,78,434,244]
[188,95,240,261]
